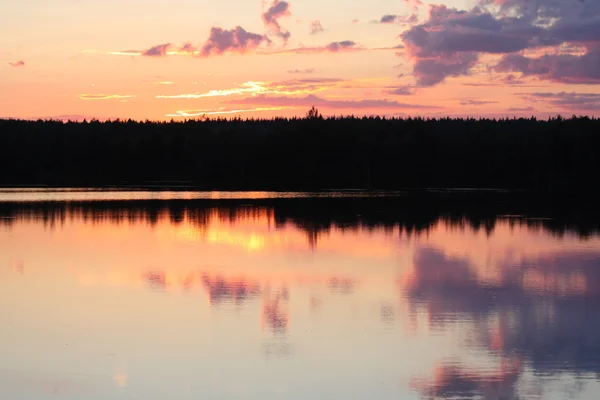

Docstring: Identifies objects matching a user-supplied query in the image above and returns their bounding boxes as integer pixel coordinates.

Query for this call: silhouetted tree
[305,106,323,120]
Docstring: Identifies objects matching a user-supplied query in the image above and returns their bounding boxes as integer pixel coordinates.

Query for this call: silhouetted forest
[1,115,599,190]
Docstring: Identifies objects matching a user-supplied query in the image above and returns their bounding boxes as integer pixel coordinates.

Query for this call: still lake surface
[1,189,600,399]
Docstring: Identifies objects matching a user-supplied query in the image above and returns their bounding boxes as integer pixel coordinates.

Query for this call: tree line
[1,114,599,191]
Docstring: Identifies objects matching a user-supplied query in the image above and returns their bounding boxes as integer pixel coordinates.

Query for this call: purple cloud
[201,26,271,56]
[142,43,172,57]
[411,52,478,86]
[280,41,360,54]
[8,60,25,67]
[116,26,269,58]
[401,0,600,86]
[521,91,600,111]
[377,14,418,24]
[325,41,357,52]
[262,0,291,43]
[495,51,600,84]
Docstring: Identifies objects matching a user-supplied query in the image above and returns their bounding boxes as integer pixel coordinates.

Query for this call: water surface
[1,190,600,399]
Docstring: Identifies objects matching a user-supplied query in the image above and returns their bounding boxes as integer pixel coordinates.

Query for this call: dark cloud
[508,106,536,112]
[460,99,499,106]
[262,0,291,43]
[411,52,478,86]
[310,20,324,35]
[278,41,360,54]
[401,5,534,85]
[401,0,600,86]
[380,14,398,24]
[8,60,25,67]
[461,74,541,87]
[376,14,418,24]
[287,68,316,74]
[201,26,271,56]
[495,50,600,84]
[521,91,600,111]
[226,93,439,110]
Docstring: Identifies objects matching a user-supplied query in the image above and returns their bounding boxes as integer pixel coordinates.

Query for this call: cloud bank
[401,0,600,86]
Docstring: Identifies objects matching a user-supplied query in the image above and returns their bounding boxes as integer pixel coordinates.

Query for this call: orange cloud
[79,94,137,100]
[156,79,339,100]
[165,107,285,118]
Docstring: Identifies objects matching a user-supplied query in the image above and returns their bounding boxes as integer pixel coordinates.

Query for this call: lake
[1,189,600,400]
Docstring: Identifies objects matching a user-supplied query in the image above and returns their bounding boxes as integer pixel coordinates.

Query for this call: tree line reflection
[2,193,600,244]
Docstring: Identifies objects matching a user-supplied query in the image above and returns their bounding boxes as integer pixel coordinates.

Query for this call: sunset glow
[3,0,599,120]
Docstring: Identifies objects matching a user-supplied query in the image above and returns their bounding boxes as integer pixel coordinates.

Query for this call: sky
[1,0,599,120]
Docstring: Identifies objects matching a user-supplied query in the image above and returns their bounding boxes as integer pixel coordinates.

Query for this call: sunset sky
[2,0,599,120]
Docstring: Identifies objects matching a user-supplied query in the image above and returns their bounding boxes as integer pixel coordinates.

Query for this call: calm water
[1,190,600,400]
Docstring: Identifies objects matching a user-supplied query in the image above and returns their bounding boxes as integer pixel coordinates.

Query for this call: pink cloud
[8,60,25,67]
[262,0,291,43]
